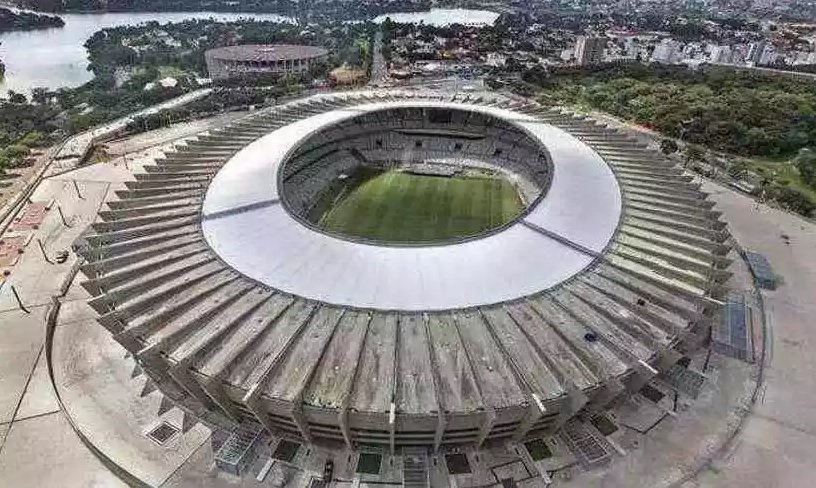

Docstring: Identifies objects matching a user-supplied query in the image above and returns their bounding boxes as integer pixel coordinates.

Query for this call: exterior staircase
[402,448,429,488]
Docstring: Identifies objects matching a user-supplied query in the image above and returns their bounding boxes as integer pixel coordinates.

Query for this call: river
[0,8,497,94]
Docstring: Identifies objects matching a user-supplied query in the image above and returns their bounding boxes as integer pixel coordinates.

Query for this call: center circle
[278,106,553,245]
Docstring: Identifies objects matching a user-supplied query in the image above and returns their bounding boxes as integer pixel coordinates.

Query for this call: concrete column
[433,411,445,453]
[475,409,496,449]
[625,359,660,394]
[388,402,396,455]
[512,395,545,442]
[548,389,589,436]
[200,378,243,423]
[339,408,353,450]
[291,403,313,444]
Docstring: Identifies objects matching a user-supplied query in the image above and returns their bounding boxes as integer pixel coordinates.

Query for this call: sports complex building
[78,90,731,480]
[204,44,329,80]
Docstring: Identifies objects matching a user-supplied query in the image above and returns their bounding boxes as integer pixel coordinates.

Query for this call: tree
[6,90,27,104]
[308,60,330,80]
[727,160,748,179]
[0,144,30,169]
[684,145,705,167]
[660,138,679,156]
[794,148,816,188]
[381,17,395,42]
[30,88,50,105]
[4,144,29,158]
[504,56,523,73]
[17,131,46,148]
[774,185,816,216]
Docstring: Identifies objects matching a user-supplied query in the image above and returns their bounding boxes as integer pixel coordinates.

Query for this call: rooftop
[202,101,621,311]
[205,44,329,62]
[79,90,728,422]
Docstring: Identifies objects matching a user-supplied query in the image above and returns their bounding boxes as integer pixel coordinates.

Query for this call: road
[695,183,816,487]
[55,88,214,161]
[369,30,388,86]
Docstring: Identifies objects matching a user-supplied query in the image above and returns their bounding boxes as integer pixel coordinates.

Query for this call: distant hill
[16,0,61,13]
[18,0,429,22]
[0,7,64,32]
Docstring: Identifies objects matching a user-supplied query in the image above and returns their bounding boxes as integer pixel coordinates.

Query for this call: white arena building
[204,44,329,80]
[79,90,731,480]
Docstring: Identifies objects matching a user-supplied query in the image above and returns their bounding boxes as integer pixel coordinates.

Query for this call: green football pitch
[317,169,524,243]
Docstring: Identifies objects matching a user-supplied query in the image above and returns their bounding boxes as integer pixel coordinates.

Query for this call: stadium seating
[279,105,553,218]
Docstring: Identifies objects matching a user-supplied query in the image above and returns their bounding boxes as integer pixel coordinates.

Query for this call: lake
[0,11,289,94]
[0,8,498,94]
[373,8,500,27]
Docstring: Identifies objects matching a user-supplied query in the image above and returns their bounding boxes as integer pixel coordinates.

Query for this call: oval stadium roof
[201,101,622,311]
[79,90,731,449]
[205,44,329,62]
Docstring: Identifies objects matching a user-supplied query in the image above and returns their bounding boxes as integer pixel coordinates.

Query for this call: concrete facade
[204,45,329,80]
[77,91,730,459]
[575,36,606,65]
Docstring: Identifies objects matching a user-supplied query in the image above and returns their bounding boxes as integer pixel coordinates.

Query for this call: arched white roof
[201,101,622,310]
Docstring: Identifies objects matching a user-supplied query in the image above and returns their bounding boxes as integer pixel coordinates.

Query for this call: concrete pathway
[0,165,127,487]
[694,183,816,488]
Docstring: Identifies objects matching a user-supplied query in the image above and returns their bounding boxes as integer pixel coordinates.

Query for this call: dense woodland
[31,0,428,21]
[514,63,816,216]
[525,63,816,159]
[0,92,60,170]
[0,83,185,172]
[125,84,301,133]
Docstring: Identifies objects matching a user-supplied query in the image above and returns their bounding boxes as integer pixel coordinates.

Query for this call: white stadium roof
[201,101,622,310]
[79,91,729,449]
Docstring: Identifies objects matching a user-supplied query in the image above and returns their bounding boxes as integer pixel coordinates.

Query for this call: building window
[376,139,383,148]
[415,140,423,148]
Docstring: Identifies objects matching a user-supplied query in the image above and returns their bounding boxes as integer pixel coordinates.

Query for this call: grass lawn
[524,439,552,461]
[746,158,816,202]
[317,169,523,243]
[157,65,187,78]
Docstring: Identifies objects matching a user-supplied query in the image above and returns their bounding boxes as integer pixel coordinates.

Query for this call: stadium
[204,44,329,80]
[78,90,730,476]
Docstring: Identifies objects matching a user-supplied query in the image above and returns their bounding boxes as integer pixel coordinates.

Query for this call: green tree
[308,60,330,80]
[684,145,705,167]
[774,185,816,216]
[0,144,29,169]
[6,90,27,104]
[30,88,50,105]
[794,148,816,188]
[727,160,748,179]
[4,144,29,158]
[17,131,46,147]
[381,17,395,42]
[660,138,679,155]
